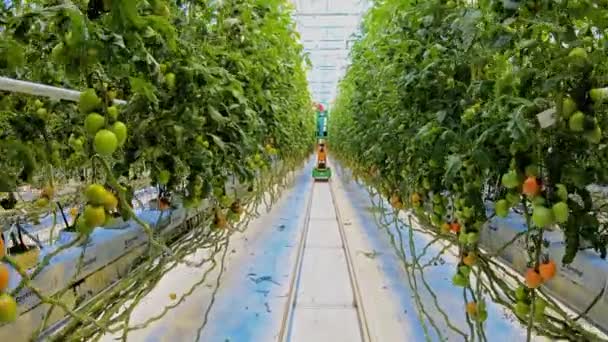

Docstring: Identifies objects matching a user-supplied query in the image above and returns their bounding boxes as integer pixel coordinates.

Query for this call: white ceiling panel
[291,0,370,106]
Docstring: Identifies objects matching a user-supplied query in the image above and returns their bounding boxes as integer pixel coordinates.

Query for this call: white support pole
[0,76,127,105]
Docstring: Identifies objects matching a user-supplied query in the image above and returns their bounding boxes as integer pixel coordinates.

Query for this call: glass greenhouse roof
[290,0,370,106]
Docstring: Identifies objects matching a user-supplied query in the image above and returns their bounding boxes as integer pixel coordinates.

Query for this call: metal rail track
[278,178,371,342]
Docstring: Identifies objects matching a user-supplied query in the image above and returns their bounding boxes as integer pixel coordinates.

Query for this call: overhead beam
[296,25,357,29]
[294,13,362,17]
[301,39,354,43]
[304,47,348,51]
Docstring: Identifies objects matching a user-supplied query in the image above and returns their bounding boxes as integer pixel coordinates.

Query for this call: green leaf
[129,77,158,104]
[208,105,229,125]
[209,134,227,152]
[444,154,463,184]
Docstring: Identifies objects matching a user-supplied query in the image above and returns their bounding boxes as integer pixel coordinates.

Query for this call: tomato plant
[0,0,315,338]
[330,0,608,339]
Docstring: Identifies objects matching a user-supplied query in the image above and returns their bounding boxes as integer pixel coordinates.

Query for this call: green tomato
[562,97,577,118]
[569,111,585,132]
[452,273,469,287]
[590,88,608,104]
[83,205,105,229]
[467,232,479,244]
[459,265,471,277]
[552,202,569,223]
[111,121,128,146]
[534,298,547,313]
[495,199,509,218]
[476,309,488,322]
[85,184,107,205]
[0,293,17,323]
[94,129,118,156]
[568,47,588,61]
[515,286,528,301]
[79,88,102,114]
[85,113,106,136]
[36,107,48,119]
[534,299,547,321]
[107,106,119,121]
[584,125,602,144]
[165,73,176,89]
[501,170,520,189]
[75,216,94,235]
[36,197,49,208]
[556,184,568,201]
[532,205,555,228]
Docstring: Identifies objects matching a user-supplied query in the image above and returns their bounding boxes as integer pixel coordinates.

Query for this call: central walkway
[282,182,368,342]
[101,161,535,342]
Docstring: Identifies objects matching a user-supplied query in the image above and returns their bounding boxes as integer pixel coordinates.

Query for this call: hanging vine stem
[9,234,84,295]
[33,234,91,338]
[486,229,529,258]
[2,255,112,334]
[391,213,432,341]
[40,161,301,340]
[60,224,223,340]
[94,155,209,268]
[404,216,446,341]
[335,159,608,341]
[195,237,231,341]
[53,217,225,339]
[522,198,542,342]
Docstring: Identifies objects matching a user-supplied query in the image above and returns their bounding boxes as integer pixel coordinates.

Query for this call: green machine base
[312,167,332,181]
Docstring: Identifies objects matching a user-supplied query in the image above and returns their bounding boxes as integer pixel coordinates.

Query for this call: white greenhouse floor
[97,159,546,342]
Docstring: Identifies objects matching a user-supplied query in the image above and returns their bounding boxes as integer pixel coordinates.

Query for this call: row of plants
[330,0,608,340]
[0,0,314,338]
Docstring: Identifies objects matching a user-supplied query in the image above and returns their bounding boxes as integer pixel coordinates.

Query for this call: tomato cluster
[0,242,17,323]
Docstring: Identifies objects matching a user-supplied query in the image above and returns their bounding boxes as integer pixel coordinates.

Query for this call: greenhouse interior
[1,0,608,341]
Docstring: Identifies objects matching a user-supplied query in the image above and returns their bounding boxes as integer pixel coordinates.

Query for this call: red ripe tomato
[450,222,461,233]
[525,268,543,289]
[539,260,557,281]
[522,177,540,197]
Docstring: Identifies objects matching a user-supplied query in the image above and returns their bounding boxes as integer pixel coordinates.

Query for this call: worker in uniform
[317,144,327,169]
